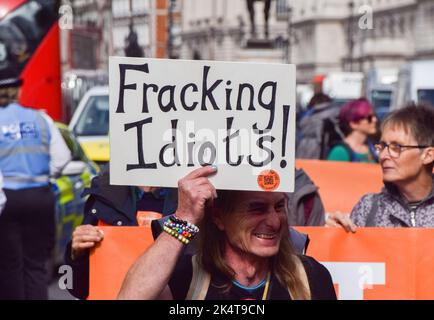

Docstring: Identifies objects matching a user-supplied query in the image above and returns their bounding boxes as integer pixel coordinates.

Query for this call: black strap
[341,142,357,162]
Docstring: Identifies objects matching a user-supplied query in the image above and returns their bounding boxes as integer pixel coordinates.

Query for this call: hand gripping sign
[109,57,296,192]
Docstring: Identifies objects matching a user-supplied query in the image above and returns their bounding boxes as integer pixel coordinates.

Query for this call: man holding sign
[113,58,335,300]
[118,165,336,300]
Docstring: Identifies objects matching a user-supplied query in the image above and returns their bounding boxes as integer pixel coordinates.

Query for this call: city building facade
[60,0,182,71]
[59,0,434,84]
[179,0,434,84]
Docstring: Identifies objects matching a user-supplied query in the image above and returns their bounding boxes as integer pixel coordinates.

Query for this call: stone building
[61,0,182,71]
[179,0,434,83]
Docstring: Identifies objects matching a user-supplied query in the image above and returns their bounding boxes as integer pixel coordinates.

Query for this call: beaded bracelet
[164,215,200,238]
[163,215,200,245]
[166,216,199,238]
[163,225,190,244]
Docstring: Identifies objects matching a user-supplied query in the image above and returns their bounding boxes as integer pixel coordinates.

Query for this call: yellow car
[69,86,109,166]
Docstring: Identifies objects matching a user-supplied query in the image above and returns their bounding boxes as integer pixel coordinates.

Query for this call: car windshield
[0,0,57,80]
[418,89,434,108]
[74,95,109,136]
[371,90,392,120]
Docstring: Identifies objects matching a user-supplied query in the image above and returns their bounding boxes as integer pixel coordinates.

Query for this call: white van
[322,72,364,106]
[392,60,434,110]
[365,68,398,120]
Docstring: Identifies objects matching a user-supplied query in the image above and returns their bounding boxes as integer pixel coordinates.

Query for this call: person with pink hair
[327,98,378,163]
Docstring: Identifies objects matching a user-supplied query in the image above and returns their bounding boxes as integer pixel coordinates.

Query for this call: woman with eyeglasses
[326,105,434,230]
[327,98,378,163]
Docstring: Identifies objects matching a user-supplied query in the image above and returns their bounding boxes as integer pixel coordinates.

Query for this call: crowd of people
[66,99,433,301]
[1,75,433,300]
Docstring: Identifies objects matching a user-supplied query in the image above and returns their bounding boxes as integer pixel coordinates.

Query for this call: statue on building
[246,0,273,39]
[124,23,144,57]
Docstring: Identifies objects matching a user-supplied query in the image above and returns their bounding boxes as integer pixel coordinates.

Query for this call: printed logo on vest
[1,122,38,140]
[20,122,38,139]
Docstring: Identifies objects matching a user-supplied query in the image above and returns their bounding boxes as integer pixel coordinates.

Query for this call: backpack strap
[289,256,311,300]
[343,141,378,163]
[320,116,346,159]
[367,140,379,162]
[185,254,211,300]
[186,254,311,300]
[365,194,378,227]
[341,142,358,162]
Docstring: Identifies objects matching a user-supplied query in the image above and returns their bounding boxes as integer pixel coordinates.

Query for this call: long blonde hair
[197,190,310,300]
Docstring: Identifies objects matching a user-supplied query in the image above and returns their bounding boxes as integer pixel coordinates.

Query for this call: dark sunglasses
[358,114,376,123]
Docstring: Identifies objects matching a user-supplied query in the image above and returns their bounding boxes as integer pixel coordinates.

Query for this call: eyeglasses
[374,141,431,158]
[359,114,376,123]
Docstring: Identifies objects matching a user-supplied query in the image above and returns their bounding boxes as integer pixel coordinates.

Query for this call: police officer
[0,78,71,299]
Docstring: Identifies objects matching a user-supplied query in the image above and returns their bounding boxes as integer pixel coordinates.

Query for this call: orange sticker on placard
[257,170,280,191]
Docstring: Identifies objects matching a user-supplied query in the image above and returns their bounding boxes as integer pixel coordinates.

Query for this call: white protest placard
[109,57,296,192]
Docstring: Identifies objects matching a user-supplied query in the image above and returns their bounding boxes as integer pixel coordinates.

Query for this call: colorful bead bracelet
[163,215,200,245]
[163,225,190,244]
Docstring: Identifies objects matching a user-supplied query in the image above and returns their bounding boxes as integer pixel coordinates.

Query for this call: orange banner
[89,227,434,300]
[89,227,154,300]
[295,227,434,300]
[295,160,383,214]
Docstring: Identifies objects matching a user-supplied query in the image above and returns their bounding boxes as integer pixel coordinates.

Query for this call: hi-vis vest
[0,103,51,190]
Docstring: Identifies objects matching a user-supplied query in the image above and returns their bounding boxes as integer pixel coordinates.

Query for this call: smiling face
[379,124,431,185]
[213,191,288,259]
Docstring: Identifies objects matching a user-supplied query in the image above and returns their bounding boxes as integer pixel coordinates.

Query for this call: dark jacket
[64,166,140,299]
[64,164,169,299]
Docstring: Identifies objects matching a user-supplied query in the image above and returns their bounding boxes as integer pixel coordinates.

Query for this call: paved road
[49,276,76,300]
